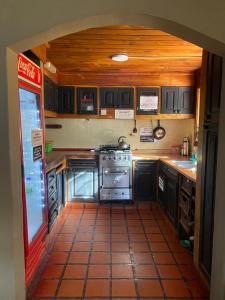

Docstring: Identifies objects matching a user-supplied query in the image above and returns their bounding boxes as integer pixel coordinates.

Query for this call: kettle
[118,136,130,150]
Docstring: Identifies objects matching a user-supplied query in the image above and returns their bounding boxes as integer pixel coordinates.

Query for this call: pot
[118,136,130,150]
[153,120,166,140]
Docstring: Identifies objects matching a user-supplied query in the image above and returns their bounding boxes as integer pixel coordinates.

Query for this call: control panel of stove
[101,155,130,161]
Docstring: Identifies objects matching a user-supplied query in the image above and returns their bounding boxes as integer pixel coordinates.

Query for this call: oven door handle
[104,170,128,175]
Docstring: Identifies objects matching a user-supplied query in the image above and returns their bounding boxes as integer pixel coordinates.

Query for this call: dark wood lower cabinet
[158,163,178,227]
[134,160,157,201]
[166,168,179,226]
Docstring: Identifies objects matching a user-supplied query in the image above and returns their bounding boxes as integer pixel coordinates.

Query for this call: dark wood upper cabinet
[58,86,75,114]
[161,86,195,114]
[77,87,97,114]
[44,75,58,112]
[136,87,159,115]
[161,86,179,114]
[178,87,195,114]
[117,88,133,108]
[199,52,222,280]
[100,87,133,108]
[100,88,117,108]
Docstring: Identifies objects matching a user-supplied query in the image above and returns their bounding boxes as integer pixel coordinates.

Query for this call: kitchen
[17,26,220,299]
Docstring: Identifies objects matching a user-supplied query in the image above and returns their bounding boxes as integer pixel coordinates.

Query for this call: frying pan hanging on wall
[153,120,166,140]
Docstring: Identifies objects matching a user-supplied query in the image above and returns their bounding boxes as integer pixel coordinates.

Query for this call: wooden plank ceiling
[47,25,203,86]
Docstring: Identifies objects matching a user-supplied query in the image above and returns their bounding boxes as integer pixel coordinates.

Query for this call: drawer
[48,191,57,209]
[181,176,194,195]
[47,169,57,185]
[48,179,56,196]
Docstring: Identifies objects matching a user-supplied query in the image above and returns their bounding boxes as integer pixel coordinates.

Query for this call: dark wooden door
[161,86,179,114]
[44,75,58,112]
[178,87,195,114]
[158,163,168,210]
[58,86,75,113]
[135,160,157,201]
[199,52,222,279]
[100,88,118,108]
[77,87,97,114]
[136,87,159,115]
[166,168,178,226]
[117,88,134,108]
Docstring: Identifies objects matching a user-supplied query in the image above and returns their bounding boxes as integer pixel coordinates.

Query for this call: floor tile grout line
[81,204,99,299]
[153,203,195,299]
[137,202,166,300]
[124,204,140,300]
[54,205,85,299]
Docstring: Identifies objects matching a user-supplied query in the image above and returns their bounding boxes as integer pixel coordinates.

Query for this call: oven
[99,151,132,201]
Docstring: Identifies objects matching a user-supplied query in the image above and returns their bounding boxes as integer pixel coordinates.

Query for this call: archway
[1,10,225,300]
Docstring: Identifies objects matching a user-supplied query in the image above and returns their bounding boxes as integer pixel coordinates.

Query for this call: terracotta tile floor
[30,202,209,299]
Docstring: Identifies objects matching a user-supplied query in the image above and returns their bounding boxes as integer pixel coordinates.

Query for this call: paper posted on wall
[140,127,154,142]
[140,96,158,111]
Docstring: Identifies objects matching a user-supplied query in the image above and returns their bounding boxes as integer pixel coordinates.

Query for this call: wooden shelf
[44,109,195,120]
[44,110,114,119]
[44,110,58,118]
[135,114,195,120]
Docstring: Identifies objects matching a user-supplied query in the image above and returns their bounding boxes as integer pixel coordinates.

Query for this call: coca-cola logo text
[18,56,36,79]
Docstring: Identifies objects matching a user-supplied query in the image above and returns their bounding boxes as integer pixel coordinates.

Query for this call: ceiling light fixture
[44,61,57,73]
[111,54,129,62]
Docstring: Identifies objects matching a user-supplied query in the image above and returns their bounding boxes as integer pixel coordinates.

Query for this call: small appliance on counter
[181,137,189,156]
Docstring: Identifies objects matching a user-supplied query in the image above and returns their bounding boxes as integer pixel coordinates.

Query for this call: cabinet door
[77,87,97,114]
[58,86,75,113]
[68,169,98,201]
[136,87,159,115]
[158,163,168,210]
[161,86,179,114]
[178,87,195,114]
[117,88,134,108]
[44,75,50,111]
[166,168,178,226]
[135,161,157,201]
[100,87,117,108]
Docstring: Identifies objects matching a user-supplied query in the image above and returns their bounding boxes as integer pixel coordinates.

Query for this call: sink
[172,160,197,172]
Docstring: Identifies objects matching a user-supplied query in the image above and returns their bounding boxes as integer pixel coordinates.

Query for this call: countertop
[45,149,196,182]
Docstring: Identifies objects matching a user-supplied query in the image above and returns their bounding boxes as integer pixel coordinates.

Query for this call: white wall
[45,118,194,150]
[1,1,225,299]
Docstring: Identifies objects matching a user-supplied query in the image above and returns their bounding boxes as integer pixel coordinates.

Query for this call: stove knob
[102,156,106,160]
[114,157,116,160]
[119,157,122,160]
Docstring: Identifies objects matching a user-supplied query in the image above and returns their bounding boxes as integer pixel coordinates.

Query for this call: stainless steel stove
[98,145,132,201]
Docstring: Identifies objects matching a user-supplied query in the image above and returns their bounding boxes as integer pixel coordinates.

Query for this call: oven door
[102,167,130,188]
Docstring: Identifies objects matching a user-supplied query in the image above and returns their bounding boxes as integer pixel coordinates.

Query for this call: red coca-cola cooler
[18,54,48,285]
